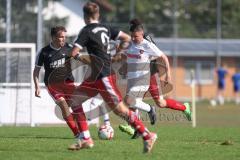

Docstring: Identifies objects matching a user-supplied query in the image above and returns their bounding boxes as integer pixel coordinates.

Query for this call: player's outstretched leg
[156,98,192,121]
[114,102,157,153]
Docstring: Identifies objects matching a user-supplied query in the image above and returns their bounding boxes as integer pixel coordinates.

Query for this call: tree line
[0,0,239,45]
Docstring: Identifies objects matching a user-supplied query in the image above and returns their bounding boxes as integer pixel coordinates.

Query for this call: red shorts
[47,81,76,101]
[75,74,122,108]
[148,74,160,100]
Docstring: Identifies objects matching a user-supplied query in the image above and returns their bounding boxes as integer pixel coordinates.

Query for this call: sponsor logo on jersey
[50,58,65,68]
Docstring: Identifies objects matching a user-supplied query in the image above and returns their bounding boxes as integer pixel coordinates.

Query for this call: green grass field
[0,102,240,160]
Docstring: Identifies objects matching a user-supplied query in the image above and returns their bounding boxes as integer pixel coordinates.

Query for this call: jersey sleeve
[146,41,164,57]
[66,43,74,57]
[74,28,89,49]
[35,49,44,68]
[67,43,74,48]
[109,26,120,40]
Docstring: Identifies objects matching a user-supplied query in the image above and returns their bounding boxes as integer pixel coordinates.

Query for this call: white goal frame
[0,43,99,127]
[0,43,36,126]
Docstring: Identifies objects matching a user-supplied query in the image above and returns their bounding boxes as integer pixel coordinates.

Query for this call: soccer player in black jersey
[33,26,87,140]
[68,2,157,153]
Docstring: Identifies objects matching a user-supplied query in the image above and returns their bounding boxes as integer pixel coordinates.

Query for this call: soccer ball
[98,125,114,140]
[210,99,217,106]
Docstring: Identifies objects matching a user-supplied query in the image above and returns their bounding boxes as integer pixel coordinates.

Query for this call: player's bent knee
[112,102,129,116]
[56,97,67,105]
[124,95,136,107]
[157,99,167,108]
[56,97,65,101]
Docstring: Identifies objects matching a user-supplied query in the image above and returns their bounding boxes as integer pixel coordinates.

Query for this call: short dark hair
[50,26,66,37]
[129,18,144,32]
[83,2,99,19]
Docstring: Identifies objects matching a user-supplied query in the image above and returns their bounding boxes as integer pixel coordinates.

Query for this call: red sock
[128,110,151,140]
[72,106,89,133]
[64,114,79,137]
[165,99,186,111]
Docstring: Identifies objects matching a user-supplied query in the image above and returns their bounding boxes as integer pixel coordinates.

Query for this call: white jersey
[126,39,164,79]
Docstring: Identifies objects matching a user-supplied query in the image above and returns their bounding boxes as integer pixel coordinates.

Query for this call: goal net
[0,43,99,127]
[0,43,36,126]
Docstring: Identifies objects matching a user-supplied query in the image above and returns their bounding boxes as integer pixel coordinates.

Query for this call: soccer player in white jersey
[118,19,192,137]
[144,34,191,121]
[123,19,171,123]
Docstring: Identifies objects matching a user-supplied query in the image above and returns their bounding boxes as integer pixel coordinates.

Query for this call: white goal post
[190,69,196,128]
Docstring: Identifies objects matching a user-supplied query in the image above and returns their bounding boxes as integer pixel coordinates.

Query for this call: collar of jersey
[89,20,99,24]
[50,42,61,51]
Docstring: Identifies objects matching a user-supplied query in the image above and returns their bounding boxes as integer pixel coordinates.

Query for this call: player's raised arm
[69,45,92,64]
[159,54,171,82]
[111,31,131,62]
[118,31,131,51]
[147,40,172,82]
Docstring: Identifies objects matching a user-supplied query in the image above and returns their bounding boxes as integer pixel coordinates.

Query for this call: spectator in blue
[232,71,240,105]
[215,64,228,105]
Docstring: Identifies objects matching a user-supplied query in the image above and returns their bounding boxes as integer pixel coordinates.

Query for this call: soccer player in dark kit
[33,26,89,143]
[68,1,157,153]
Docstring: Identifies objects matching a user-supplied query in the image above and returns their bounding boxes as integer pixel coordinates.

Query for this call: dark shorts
[218,80,225,90]
[234,85,240,92]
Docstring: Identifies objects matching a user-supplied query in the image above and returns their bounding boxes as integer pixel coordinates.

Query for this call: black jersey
[35,43,74,85]
[74,23,120,80]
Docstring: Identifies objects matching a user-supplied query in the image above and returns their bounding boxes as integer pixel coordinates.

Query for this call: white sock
[134,98,151,112]
[103,113,110,126]
[104,119,111,126]
[217,95,224,105]
[79,130,91,140]
[219,96,224,105]
[99,104,111,125]
[236,97,240,104]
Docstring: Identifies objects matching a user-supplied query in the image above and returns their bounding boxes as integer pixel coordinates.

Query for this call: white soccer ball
[98,125,114,140]
[210,99,217,106]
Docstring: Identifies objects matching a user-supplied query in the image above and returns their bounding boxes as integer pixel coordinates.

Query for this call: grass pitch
[0,101,240,160]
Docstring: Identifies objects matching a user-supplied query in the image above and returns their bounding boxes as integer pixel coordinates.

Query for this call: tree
[0,0,67,44]
[101,0,240,38]
[221,0,240,38]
